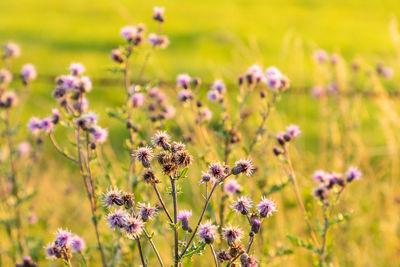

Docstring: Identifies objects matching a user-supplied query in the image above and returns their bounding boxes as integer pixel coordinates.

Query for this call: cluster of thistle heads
[45,229,85,262]
[272,124,301,155]
[313,167,362,203]
[104,188,158,240]
[0,42,37,108]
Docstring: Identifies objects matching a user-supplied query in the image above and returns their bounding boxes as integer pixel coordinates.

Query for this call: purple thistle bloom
[256,196,277,218]
[178,89,192,102]
[265,66,282,77]
[152,131,170,150]
[247,64,266,84]
[20,64,37,84]
[207,89,221,102]
[178,210,192,231]
[313,170,327,183]
[198,220,218,244]
[208,162,225,179]
[58,74,80,90]
[17,141,31,157]
[222,225,243,245]
[313,185,328,201]
[54,228,72,247]
[75,112,98,130]
[135,146,153,168]
[39,118,55,134]
[45,243,58,258]
[70,235,86,253]
[311,86,324,99]
[346,166,362,182]
[120,26,138,42]
[138,202,157,222]
[232,159,254,176]
[52,108,61,124]
[68,63,85,76]
[232,196,252,215]
[1,91,18,108]
[176,74,191,89]
[103,188,123,207]
[131,93,145,108]
[286,124,301,138]
[162,105,175,118]
[153,6,165,22]
[28,117,41,135]
[91,126,108,144]
[314,49,328,63]
[199,107,212,121]
[79,76,92,92]
[212,79,226,94]
[224,179,242,195]
[107,209,129,230]
[0,69,13,84]
[124,216,144,239]
[3,41,21,58]
[240,254,258,267]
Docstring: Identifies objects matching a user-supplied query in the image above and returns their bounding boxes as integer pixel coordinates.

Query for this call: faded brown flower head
[143,169,159,184]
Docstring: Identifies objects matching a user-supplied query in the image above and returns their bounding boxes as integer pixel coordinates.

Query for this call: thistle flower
[246,64,266,84]
[75,112,98,131]
[171,141,186,153]
[224,179,242,195]
[162,105,175,118]
[313,170,327,183]
[0,91,18,108]
[52,108,61,124]
[122,192,135,208]
[208,162,225,179]
[223,225,243,246]
[58,74,80,90]
[120,26,138,42]
[131,93,145,107]
[135,146,153,167]
[79,76,92,92]
[232,159,254,176]
[70,235,86,253]
[178,89,192,102]
[178,210,192,231]
[142,169,159,184]
[173,150,192,167]
[17,141,31,157]
[251,218,261,233]
[257,197,277,218]
[314,49,328,63]
[0,69,12,84]
[311,86,324,99]
[286,124,301,139]
[313,185,328,201]
[176,74,191,89]
[152,131,170,150]
[28,117,41,135]
[346,166,362,182]
[124,216,144,239]
[103,188,123,207]
[138,202,157,222]
[153,6,165,22]
[212,79,226,94]
[68,63,85,76]
[3,41,21,58]
[54,228,72,247]
[107,209,129,230]
[198,107,212,121]
[91,126,108,144]
[39,118,54,134]
[111,48,124,63]
[45,243,58,258]
[19,64,37,84]
[207,89,221,102]
[326,172,344,188]
[240,253,258,267]
[148,34,170,49]
[198,220,218,244]
[232,196,252,215]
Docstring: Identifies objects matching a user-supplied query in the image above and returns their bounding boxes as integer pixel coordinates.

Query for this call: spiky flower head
[107,209,129,230]
[286,124,301,139]
[313,170,327,183]
[240,253,258,267]
[75,112,98,131]
[68,63,85,76]
[54,228,72,247]
[135,146,153,168]
[124,216,144,240]
[224,179,242,195]
[171,141,186,153]
[256,196,277,218]
[198,220,218,244]
[79,76,92,92]
[138,202,157,222]
[131,93,145,108]
[176,73,191,89]
[28,117,41,135]
[346,166,362,182]
[153,6,165,22]
[39,118,54,134]
[178,89,192,102]
[91,126,108,144]
[70,235,86,253]
[314,49,328,63]
[0,91,18,108]
[3,41,21,58]
[120,26,139,42]
[212,79,226,94]
[142,169,159,184]
[223,225,243,246]
[103,188,123,207]
[232,159,254,176]
[232,196,252,215]
[19,64,37,84]
[173,150,192,167]
[313,185,328,201]
[208,162,226,179]
[178,210,192,231]
[0,69,12,84]
[152,131,170,150]
[207,89,221,102]
[45,243,59,258]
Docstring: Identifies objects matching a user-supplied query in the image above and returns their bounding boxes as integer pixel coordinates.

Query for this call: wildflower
[28,117,41,135]
[68,63,85,76]
[240,253,258,267]
[224,179,242,195]
[91,126,108,144]
[178,89,192,102]
[162,105,175,118]
[313,185,328,201]
[286,124,301,139]
[171,141,186,153]
[124,216,144,239]
[122,192,135,208]
[251,218,261,233]
[176,73,191,89]
[346,166,362,182]
[0,91,18,108]
[311,86,324,98]
[0,69,12,84]
[208,162,225,179]
[313,170,326,183]
[173,150,192,167]
[178,210,192,231]
[212,79,226,94]
[232,159,254,176]
[79,76,92,92]
[153,6,165,22]
[142,169,159,184]
[232,196,252,215]
[152,131,170,150]
[326,172,343,188]
[45,243,58,258]
[331,53,339,65]
[52,108,61,124]
[135,146,153,167]
[70,235,86,253]
[54,228,72,247]
[111,48,124,63]
[148,34,170,49]
[257,196,276,218]
[198,107,212,121]
[17,141,31,156]
[120,26,138,42]
[314,49,328,63]
[216,250,232,263]
[138,203,157,222]
[39,118,54,134]
[207,89,221,102]
[198,220,217,244]
[107,209,129,230]
[103,188,123,207]
[223,225,243,246]
[265,66,289,90]
[74,97,89,113]
[131,93,145,107]
[75,112,98,131]
[272,146,282,156]
[59,75,80,90]
[3,41,21,58]
[246,64,266,84]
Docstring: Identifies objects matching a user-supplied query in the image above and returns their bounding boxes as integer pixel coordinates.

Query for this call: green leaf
[286,235,319,253]
[180,241,207,259]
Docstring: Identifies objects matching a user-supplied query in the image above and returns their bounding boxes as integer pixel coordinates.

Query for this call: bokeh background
[1,0,400,266]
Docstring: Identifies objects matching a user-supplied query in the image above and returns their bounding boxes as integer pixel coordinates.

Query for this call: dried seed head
[156,151,172,165]
[173,150,192,167]
[216,250,232,263]
[122,192,135,208]
[142,169,159,184]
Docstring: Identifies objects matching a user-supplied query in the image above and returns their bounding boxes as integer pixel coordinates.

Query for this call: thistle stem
[210,245,219,267]
[49,133,79,163]
[170,177,179,267]
[143,229,164,267]
[136,238,147,267]
[152,184,173,223]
